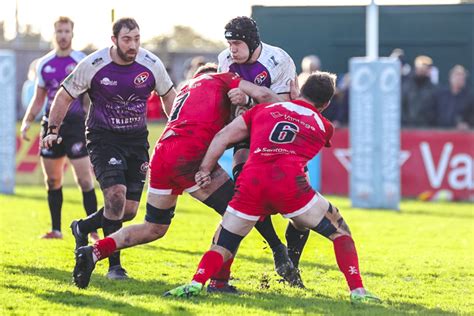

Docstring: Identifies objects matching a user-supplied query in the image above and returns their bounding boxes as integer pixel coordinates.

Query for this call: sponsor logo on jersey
[92,57,104,66]
[108,157,122,165]
[145,54,156,63]
[254,147,296,155]
[270,111,284,119]
[269,56,279,66]
[44,65,56,73]
[254,71,268,85]
[134,72,150,86]
[100,77,118,86]
[140,162,149,174]
[65,63,76,74]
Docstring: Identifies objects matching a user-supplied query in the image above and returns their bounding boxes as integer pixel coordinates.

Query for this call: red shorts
[227,164,318,221]
[149,134,208,195]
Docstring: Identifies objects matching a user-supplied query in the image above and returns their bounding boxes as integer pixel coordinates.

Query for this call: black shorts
[86,135,149,201]
[39,119,88,159]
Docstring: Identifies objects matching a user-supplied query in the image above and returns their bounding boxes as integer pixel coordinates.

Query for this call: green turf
[0,186,473,315]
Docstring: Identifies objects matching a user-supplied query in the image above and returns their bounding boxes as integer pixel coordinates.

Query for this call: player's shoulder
[70,50,87,62]
[136,48,165,68]
[36,50,57,70]
[79,47,111,68]
[259,42,294,65]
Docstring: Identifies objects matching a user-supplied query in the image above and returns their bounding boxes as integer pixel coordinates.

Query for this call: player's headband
[224,28,261,62]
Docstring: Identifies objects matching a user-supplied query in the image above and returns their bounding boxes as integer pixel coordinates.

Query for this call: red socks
[208,257,234,288]
[92,237,117,262]
[192,250,224,285]
[333,235,364,290]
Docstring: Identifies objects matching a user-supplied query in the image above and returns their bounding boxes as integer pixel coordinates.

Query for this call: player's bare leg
[69,156,99,242]
[72,192,175,288]
[290,193,381,304]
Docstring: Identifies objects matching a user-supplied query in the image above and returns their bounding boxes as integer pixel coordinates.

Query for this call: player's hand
[20,120,31,141]
[42,134,62,149]
[290,77,300,100]
[228,88,250,106]
[195,170,211,189]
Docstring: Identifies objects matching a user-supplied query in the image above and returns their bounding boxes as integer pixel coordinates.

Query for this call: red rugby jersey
[242,99,333,167]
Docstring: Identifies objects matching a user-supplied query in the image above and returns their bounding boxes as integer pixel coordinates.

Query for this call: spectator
[435,65,473,129]
[390,48,411,83]
[323,73,349,127]
[297,54,321,86]
[402,55,437,127]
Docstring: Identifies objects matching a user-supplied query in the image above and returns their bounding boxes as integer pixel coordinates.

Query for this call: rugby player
[217,15,309,287]
[42,17,177,280]
[165,72,381,305]
[69,63,295,289]
[21,17,98,241]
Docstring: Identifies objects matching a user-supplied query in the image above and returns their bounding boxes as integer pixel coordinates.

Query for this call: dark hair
[113,17,140,38]
[224,16,260,59]
[300,71,337,109]
[54,16,74,30]
[193,63,218,77]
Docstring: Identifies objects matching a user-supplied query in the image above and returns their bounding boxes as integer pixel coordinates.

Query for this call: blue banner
[349,58,400,209]
[0,51,16,194]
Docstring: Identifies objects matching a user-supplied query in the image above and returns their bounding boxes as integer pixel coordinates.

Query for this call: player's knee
[77,177,94,191]
[45,177,61,190]
[311,216,338,239]
[122,209,138,222]
[311,203,352,240]
[145,203,175,226]
[104,190,126,217]
[202,179,234,215]
[213,225,243,254]
[145,221,169,240]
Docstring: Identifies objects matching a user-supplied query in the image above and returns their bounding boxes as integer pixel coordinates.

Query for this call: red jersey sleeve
[216,72,241,90]
[323,118,334,147]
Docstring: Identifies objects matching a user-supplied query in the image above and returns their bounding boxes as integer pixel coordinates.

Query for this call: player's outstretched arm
[196,116,249,188]
[42,87,74,149]
[237,80,283,104]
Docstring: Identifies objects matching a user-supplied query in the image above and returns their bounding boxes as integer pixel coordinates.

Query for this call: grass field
[0,185,473,315]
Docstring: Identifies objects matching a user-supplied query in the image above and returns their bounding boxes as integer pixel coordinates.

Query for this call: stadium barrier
[15,123,472,201]
[321,128,474,201]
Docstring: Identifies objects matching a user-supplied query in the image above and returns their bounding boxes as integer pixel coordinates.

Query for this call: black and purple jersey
[62,47,173,136]
[36,50,86,122]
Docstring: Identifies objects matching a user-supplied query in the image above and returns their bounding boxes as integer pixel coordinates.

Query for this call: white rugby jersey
[218,42,296,95]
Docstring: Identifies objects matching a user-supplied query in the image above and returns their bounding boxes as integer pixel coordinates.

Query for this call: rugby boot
[73,246,96,289]
[272,243,305,288]
[41,230,63,239]
[164,282,203,298]
[350,288,382,305]
[70,220,88,250]
[207,279,239,294]
[106,265,129,280]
